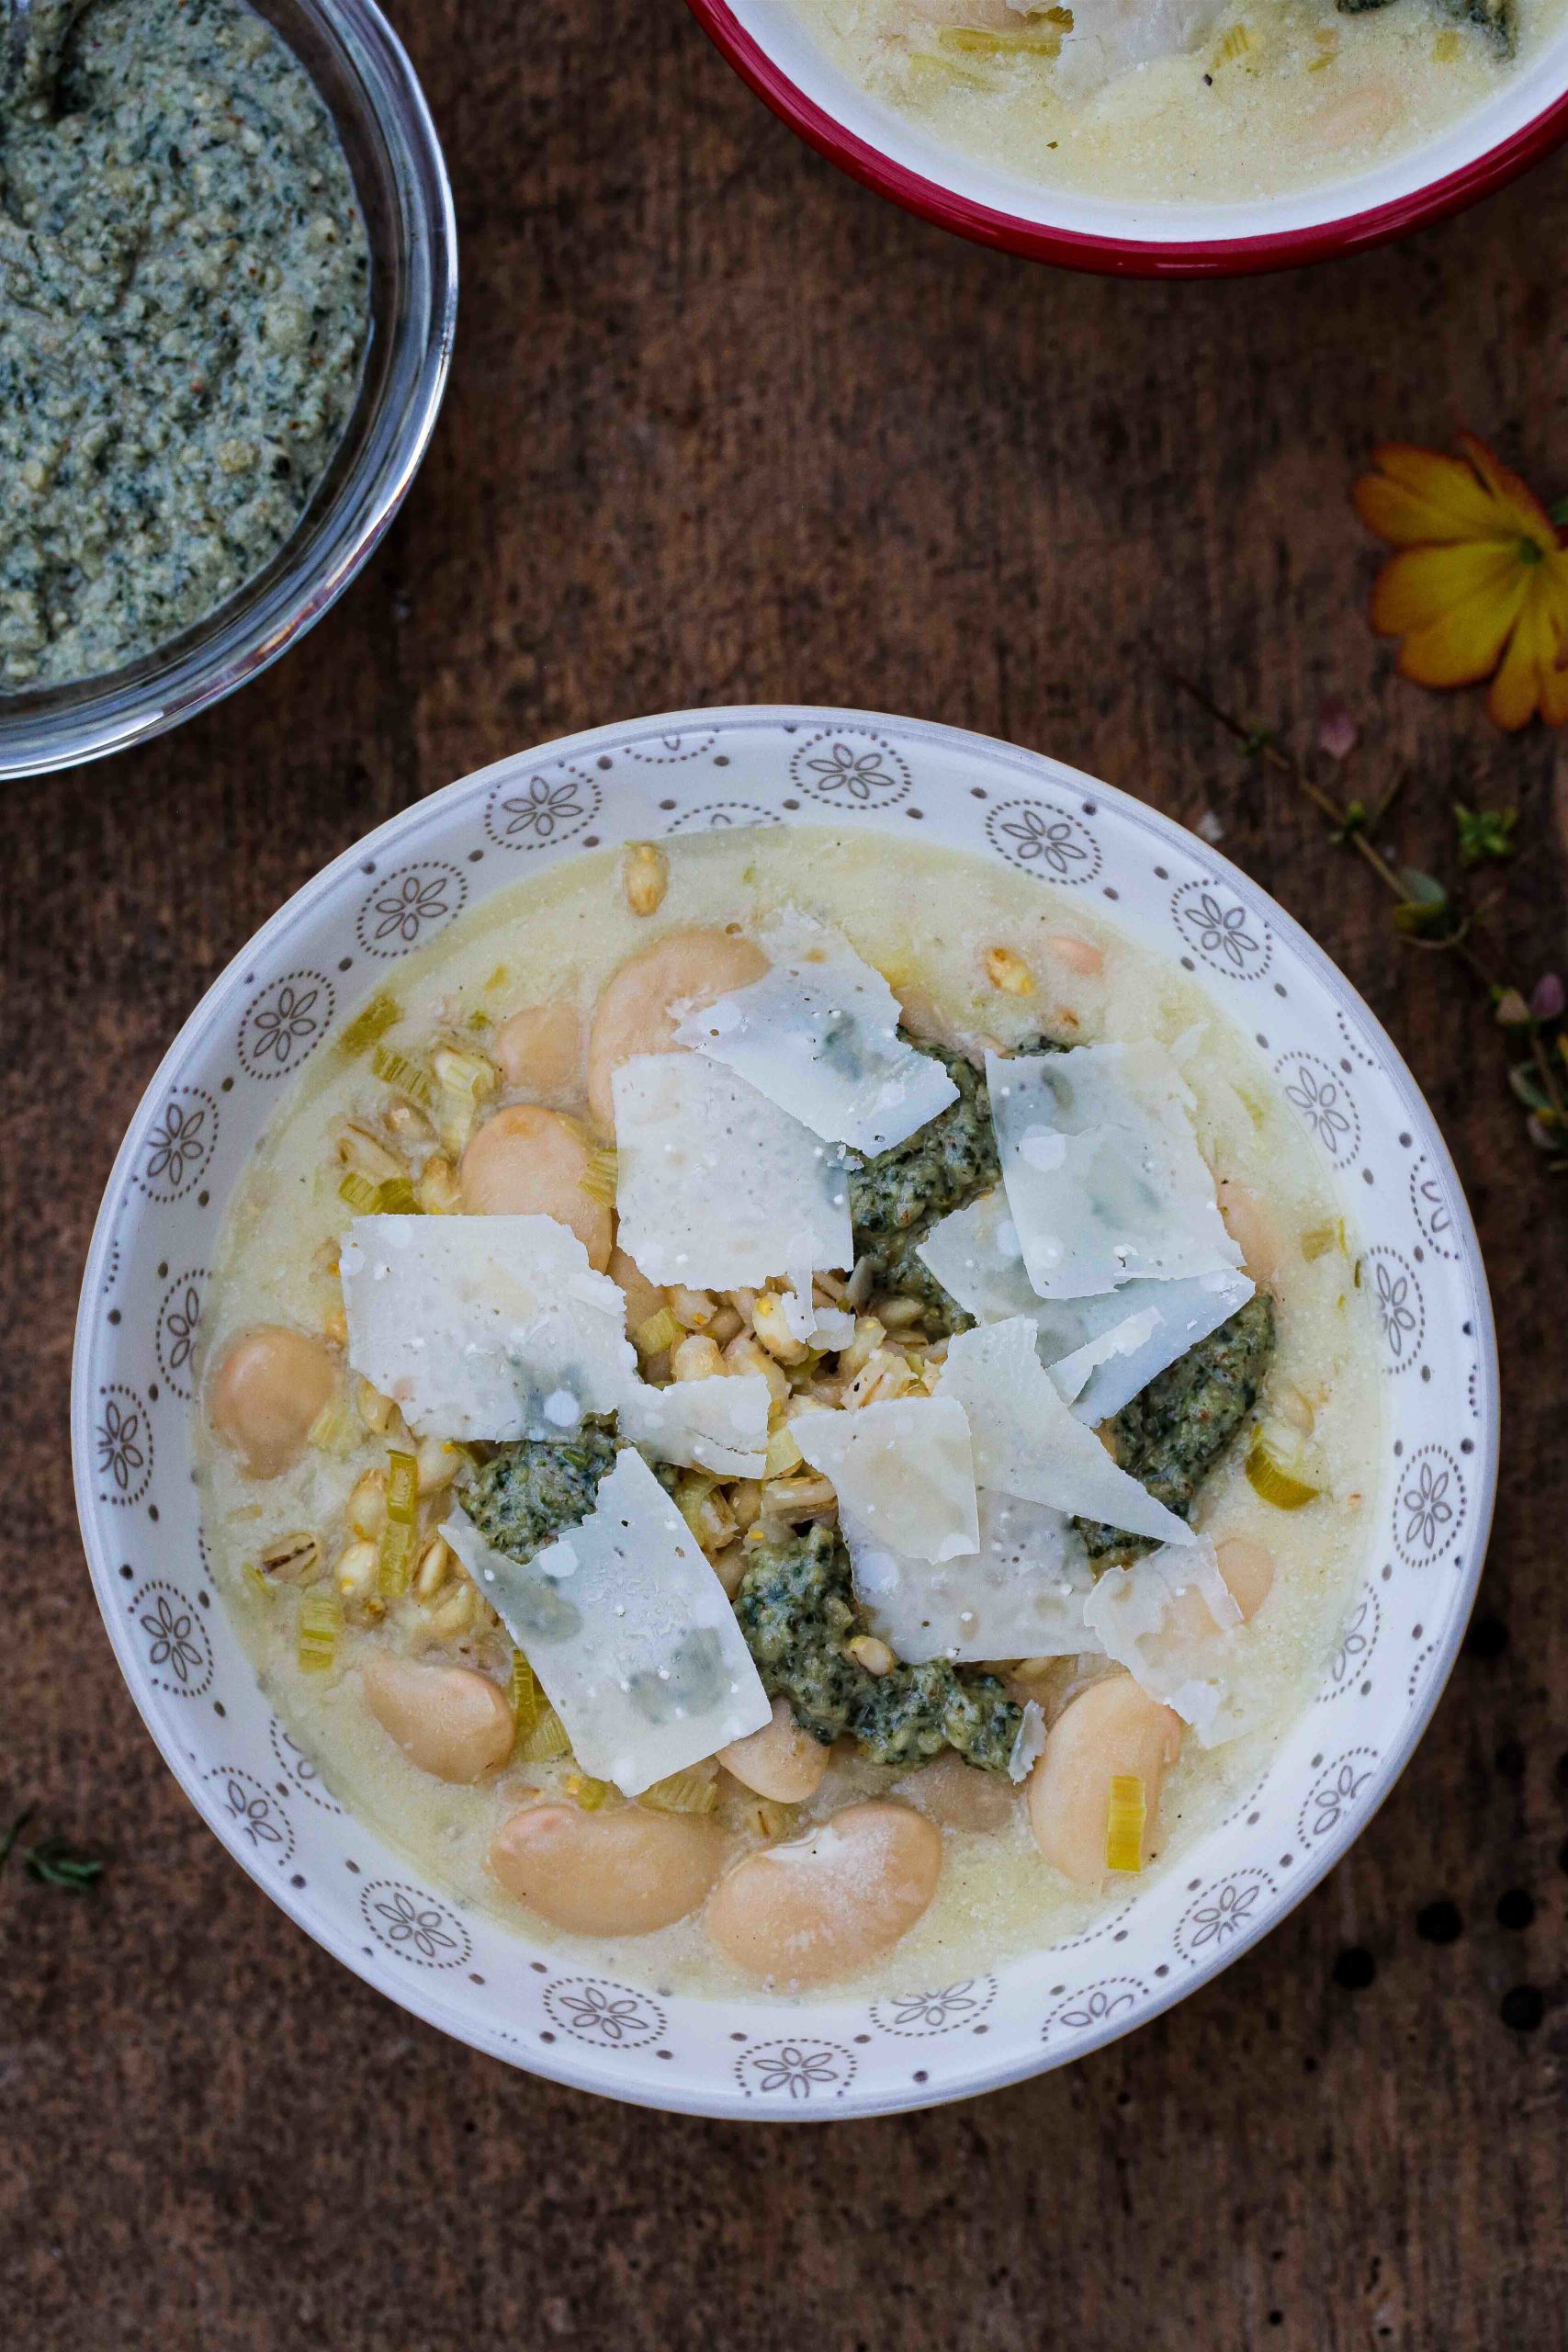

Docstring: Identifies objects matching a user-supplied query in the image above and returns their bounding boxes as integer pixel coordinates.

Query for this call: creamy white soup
[197,828,1380,1998]
[787,0,1562,207]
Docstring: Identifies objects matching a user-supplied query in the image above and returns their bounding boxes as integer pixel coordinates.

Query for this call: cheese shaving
[443,1453,770,1795]
[341,1214,636,1442]
[619,1372,771,1477]
[791,1396,979,1564]
[850,1487,1102,1665]
[916,1191,1254,1425]
[674,910,958,1154]
[612,1053,852,1290]
[986,1043,1243,1299]
[937,1317,1194,1545]
[1080,1535,1247,1741]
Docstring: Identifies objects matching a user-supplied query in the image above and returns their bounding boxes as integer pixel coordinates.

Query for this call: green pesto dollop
[1077,1290,1278,1558]
[0,0,369,691]
[734,1525,1025,1774]
[463,1423,622,1566]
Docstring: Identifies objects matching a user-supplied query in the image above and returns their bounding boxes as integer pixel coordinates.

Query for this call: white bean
[1214,1534,1276,1622]
[207,1325,336,1479]
[1217,1176,1283,1285]
[458,1104,611,1268]
[705,1800,942,1985]
[897,1748,1015,1833]
[362,1657,514,1783]
[1028,1672,1181,1886]
[489,1803,728,1935]
[585,928,768,1133]
[493,1001,581,1102]
[717,1696,829,1804]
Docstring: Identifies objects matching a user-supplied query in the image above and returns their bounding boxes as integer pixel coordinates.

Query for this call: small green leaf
[1494,988,1532,1028]
[1330,798,1368,845]
[1453,803,1517,867]
[1393,867,1451,937]
[1510,1060,1556,1115]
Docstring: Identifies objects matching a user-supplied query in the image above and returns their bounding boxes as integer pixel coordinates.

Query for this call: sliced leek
[633,1306,682,1358]
[764,1421,804,1479]
[336,991,402,1058]
[510,1649,545,1741]
[370,1044,434,1107]
[384,1448,419,1524]
[377,1515,416,1597]
[565,1773,615,1811]
[1105,1773,1146,1873]
[1246,1430,1323,1510]
[580,1146,619,1206]
[641,1769,719,1816]
[518,1705,571,1762]
[337,1170,420,1216]
[297,1589,342,1674]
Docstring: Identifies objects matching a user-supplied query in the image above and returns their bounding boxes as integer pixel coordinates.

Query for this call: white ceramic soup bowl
[685,0,1568,276]
[73,706,1496,2120]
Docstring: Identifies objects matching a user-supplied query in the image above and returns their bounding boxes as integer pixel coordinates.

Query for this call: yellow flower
[1352,434,1568,730]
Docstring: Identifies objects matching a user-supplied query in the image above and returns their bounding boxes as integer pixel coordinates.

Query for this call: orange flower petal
[1456,433,1563,554]
[1375,548,1529,690]
[1371,537,1522,637]
[1486,585,1558,729]
[1355,442,1514,546]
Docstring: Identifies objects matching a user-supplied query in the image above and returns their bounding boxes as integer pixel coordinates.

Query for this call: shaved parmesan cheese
[937,1318,1194,1546]
[1049,1268,1256,1426]
[987,1044,1242,1298]
[612,1054,852,1290]
[443,1453,770,1794]
[1081,1537,1247,1742]
[674,911,958,1154]
[852,1489,1101,1665]
[917,1192,1254,1424]
[620,1372,770,1477]
[779,1238,856,1351]
[1009,1699,1046,1783]
[341,1215,636,1442]
[791,1397,979,1564]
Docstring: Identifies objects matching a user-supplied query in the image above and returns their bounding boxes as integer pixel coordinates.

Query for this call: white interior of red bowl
[72,707,1497,2118]
[718,0,1568,244]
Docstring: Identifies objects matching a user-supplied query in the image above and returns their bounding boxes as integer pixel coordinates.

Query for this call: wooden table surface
[5,6,1565,2346]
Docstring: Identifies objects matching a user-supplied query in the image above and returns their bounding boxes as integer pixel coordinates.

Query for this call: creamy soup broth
[197,827,1381,1999]
[788,0,1563,207]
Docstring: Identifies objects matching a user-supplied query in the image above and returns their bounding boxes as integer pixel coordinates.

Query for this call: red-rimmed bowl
[685,0,1568,275]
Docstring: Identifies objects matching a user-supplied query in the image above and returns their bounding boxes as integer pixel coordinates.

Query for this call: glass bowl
[0,0,457,780]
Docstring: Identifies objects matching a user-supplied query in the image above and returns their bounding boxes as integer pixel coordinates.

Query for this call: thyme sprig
[0,1806,106,1893]
[1167,671,1568,1174]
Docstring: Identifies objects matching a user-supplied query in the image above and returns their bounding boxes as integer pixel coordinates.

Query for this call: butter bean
[459,1103,611,1268]
[1028,1672,1181,1886]
[705,1800,942,1986]
[586,928,768,1133]
[1217,1176,1283,1285]
[493,1001,581,1103]
[1214,1534,1276,1622]
[490,1803,727,1935]
[717,1695,829,1804]
[897,1748,1015,1833]
[362,1657,513,1784]
[208,1325,335,1479]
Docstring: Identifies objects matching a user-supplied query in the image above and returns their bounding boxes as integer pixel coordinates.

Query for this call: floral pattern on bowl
[72,706,1497,2121]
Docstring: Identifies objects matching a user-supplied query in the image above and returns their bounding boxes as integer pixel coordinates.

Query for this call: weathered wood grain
[1,4,1564,2346]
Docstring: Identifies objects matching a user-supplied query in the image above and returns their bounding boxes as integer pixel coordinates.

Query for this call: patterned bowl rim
[71,705,1499,2118]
